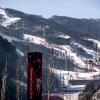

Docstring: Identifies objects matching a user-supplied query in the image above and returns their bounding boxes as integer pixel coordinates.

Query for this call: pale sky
[0,0,100,19]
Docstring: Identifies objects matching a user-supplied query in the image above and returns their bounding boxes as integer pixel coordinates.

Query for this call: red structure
[27,52,42,100]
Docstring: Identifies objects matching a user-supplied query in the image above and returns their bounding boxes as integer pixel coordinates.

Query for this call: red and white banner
[27,52,42,100]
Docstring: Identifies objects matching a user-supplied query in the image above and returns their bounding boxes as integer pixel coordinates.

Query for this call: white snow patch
[50,68,100,81]
[83,38,100,49]
[60,45,86,68]
[0,8,7,18]
[63,92,80,100]
[1,18,21,27]
[16,48,24,56]
[71,42,95,56]
[16,80,27,88]
[22,34,99,71]
[58,34,71,39]
[43,92,80,100]
[19,81,27,88]
[23,34,66,53]
[13,79,27,88]
[23,34,46,45]
[0,8,21,27]
[24,71,27,78]
[59,45,99,71]
[0,32,22,42]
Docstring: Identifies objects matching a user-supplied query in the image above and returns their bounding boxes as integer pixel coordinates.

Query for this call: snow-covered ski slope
[0,30,99,72]
[23,34,100,72]
[50,68,100,81]
[0,8,21,27]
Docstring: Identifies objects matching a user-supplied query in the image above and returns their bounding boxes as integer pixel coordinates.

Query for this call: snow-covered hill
[0,7,21,27]
[0,7,100,98]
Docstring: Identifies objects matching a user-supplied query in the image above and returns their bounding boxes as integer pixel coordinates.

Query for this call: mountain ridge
[0,7,100,98]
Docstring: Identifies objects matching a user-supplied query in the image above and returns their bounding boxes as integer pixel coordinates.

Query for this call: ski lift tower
[42,26,49,41]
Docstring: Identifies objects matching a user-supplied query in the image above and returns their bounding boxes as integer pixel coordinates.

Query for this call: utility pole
[1,58,8,100]
[16,59,20,100]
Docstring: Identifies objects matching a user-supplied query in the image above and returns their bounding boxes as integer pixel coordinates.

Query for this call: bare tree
[0,58,8,100]
[16,59,20,100]
[47,56,55,100]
